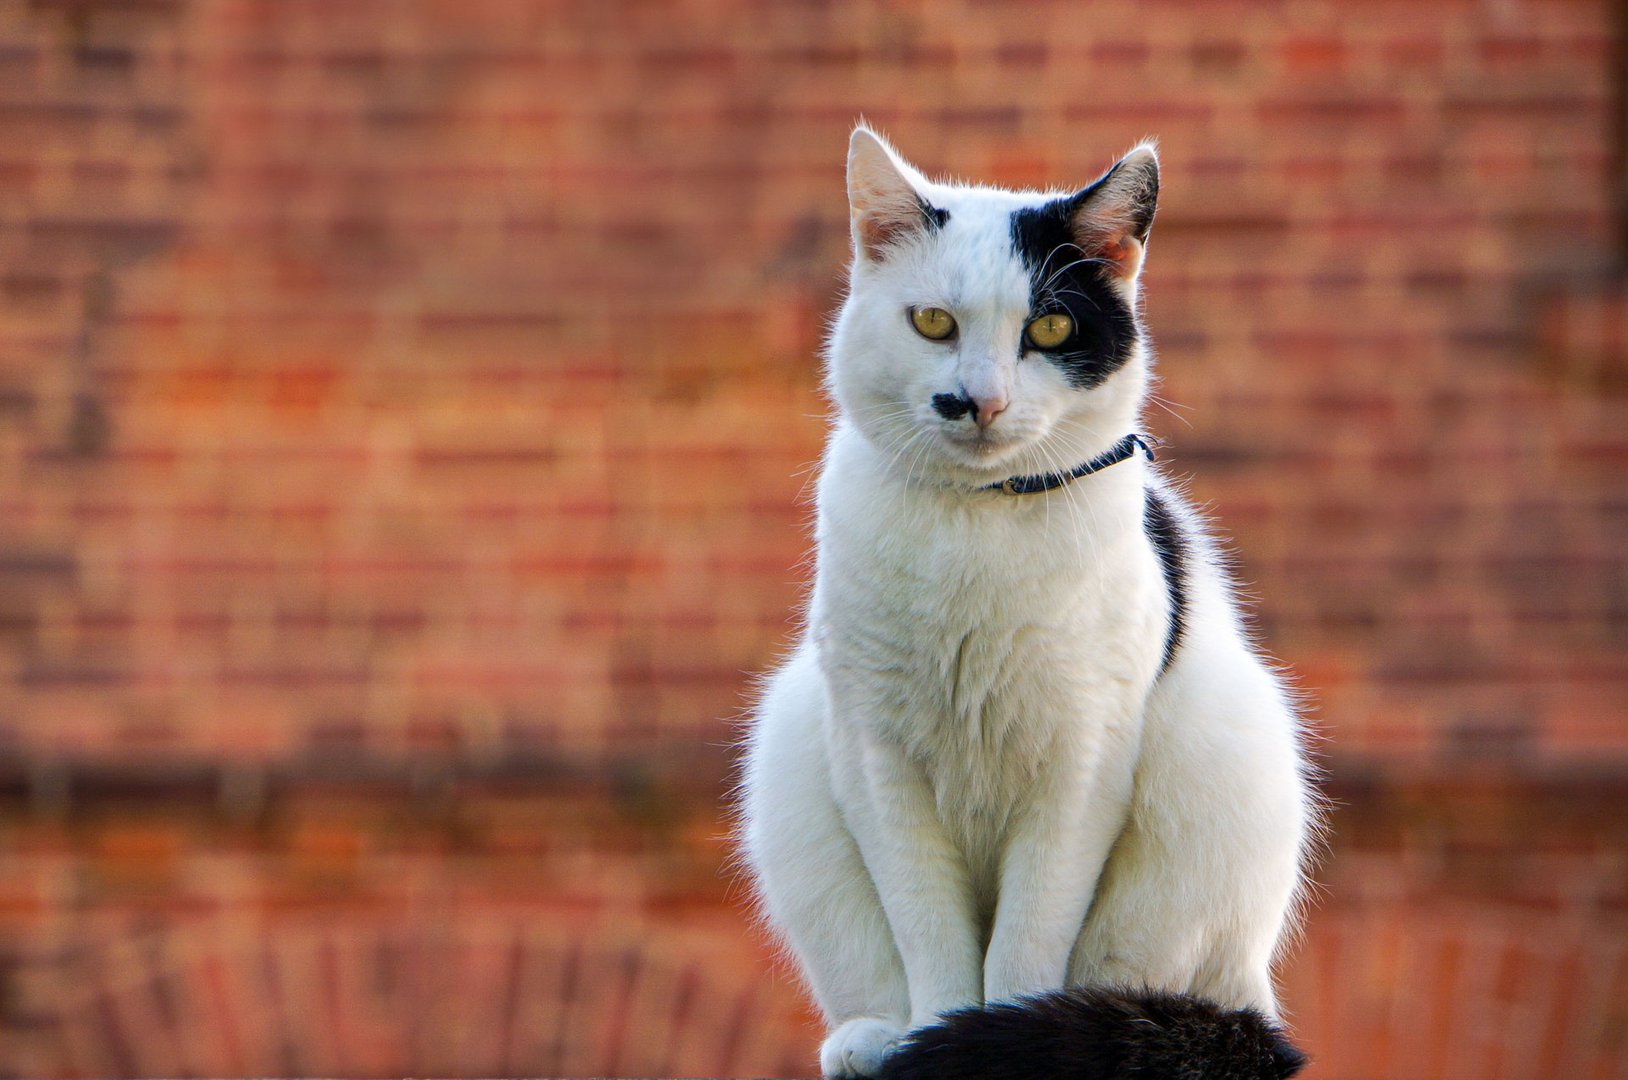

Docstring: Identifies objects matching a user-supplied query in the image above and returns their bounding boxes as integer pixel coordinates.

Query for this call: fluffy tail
[875,988,1306,1080]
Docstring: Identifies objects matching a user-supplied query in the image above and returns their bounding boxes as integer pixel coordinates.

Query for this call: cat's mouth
[938,425,1032,463]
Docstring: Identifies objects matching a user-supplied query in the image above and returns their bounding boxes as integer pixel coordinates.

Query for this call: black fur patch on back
[1143,488,1188,674]
[877,987,1306,1080]
[1009,195,1138,390]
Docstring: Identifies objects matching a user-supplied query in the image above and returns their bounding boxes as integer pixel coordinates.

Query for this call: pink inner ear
[854,208,913,260]
[1072,221,1140,277]
[1098,234,1137,275]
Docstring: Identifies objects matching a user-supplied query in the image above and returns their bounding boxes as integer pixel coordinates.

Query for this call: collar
[986,433,1156,496]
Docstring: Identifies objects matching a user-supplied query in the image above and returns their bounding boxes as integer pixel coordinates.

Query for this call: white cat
[739,128,1316,1080]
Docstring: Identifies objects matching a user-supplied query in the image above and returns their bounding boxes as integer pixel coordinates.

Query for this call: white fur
[739,129,1315,1078]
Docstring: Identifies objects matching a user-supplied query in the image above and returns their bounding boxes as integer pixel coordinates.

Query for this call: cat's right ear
[1066,143,1160,281]
[847,127,941,262]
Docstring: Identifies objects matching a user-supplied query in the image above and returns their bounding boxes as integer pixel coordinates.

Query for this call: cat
[738,127,1316,1079]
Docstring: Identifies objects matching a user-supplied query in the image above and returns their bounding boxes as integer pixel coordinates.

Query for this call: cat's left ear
[847,127,943,263]
[1067,143,1159,281]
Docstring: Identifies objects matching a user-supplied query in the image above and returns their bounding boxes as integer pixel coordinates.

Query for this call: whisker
[1038,252,1113,294]
[1146,393,1194,430]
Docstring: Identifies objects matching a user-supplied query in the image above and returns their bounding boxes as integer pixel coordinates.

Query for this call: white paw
[819,1016,905,1078]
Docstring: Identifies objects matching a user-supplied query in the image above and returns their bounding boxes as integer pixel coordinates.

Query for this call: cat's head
[826,127,1158,488]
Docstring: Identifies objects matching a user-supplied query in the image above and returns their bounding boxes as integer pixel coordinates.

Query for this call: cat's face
[826,128,1158,487]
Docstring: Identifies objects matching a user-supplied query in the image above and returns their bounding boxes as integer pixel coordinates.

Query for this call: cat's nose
[973,394,1008,430]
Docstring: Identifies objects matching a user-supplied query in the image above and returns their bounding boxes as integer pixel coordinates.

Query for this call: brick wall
[0,0,1624,1076]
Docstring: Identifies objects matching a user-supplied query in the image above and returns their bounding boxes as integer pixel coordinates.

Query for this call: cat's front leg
[1068,650,1311,1019]
[982,726,1138,1002]
[827,718,984,1028]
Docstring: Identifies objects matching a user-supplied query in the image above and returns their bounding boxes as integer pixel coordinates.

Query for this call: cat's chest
[814,473,1163,744]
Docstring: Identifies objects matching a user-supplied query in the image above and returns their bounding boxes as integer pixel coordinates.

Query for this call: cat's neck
[830,419,1150,520]
[986,433,1154,496]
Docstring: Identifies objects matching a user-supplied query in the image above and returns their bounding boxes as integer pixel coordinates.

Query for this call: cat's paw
[819,1016,906,1079]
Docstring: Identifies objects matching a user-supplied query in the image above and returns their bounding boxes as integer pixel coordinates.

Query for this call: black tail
[875,988,1306,1080]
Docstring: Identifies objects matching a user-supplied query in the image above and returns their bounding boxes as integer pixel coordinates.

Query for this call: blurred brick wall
[0,0,1623,1076]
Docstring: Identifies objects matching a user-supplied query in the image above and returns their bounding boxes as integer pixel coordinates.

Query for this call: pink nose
[974,396,1009,430]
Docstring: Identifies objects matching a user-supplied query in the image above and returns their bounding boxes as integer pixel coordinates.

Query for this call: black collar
[986,433,1155,496]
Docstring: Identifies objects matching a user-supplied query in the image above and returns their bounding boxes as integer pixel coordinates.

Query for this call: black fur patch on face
[1144,487,1189,673]
[932,392,973,421]
[917,195,949,231]
[1009,194,1138,390]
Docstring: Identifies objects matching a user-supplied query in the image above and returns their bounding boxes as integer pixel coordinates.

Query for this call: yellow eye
[1025,312,1074,350]
[910,306,958,341]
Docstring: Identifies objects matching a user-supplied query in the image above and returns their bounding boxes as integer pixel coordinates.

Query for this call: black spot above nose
[932,392,974,421]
